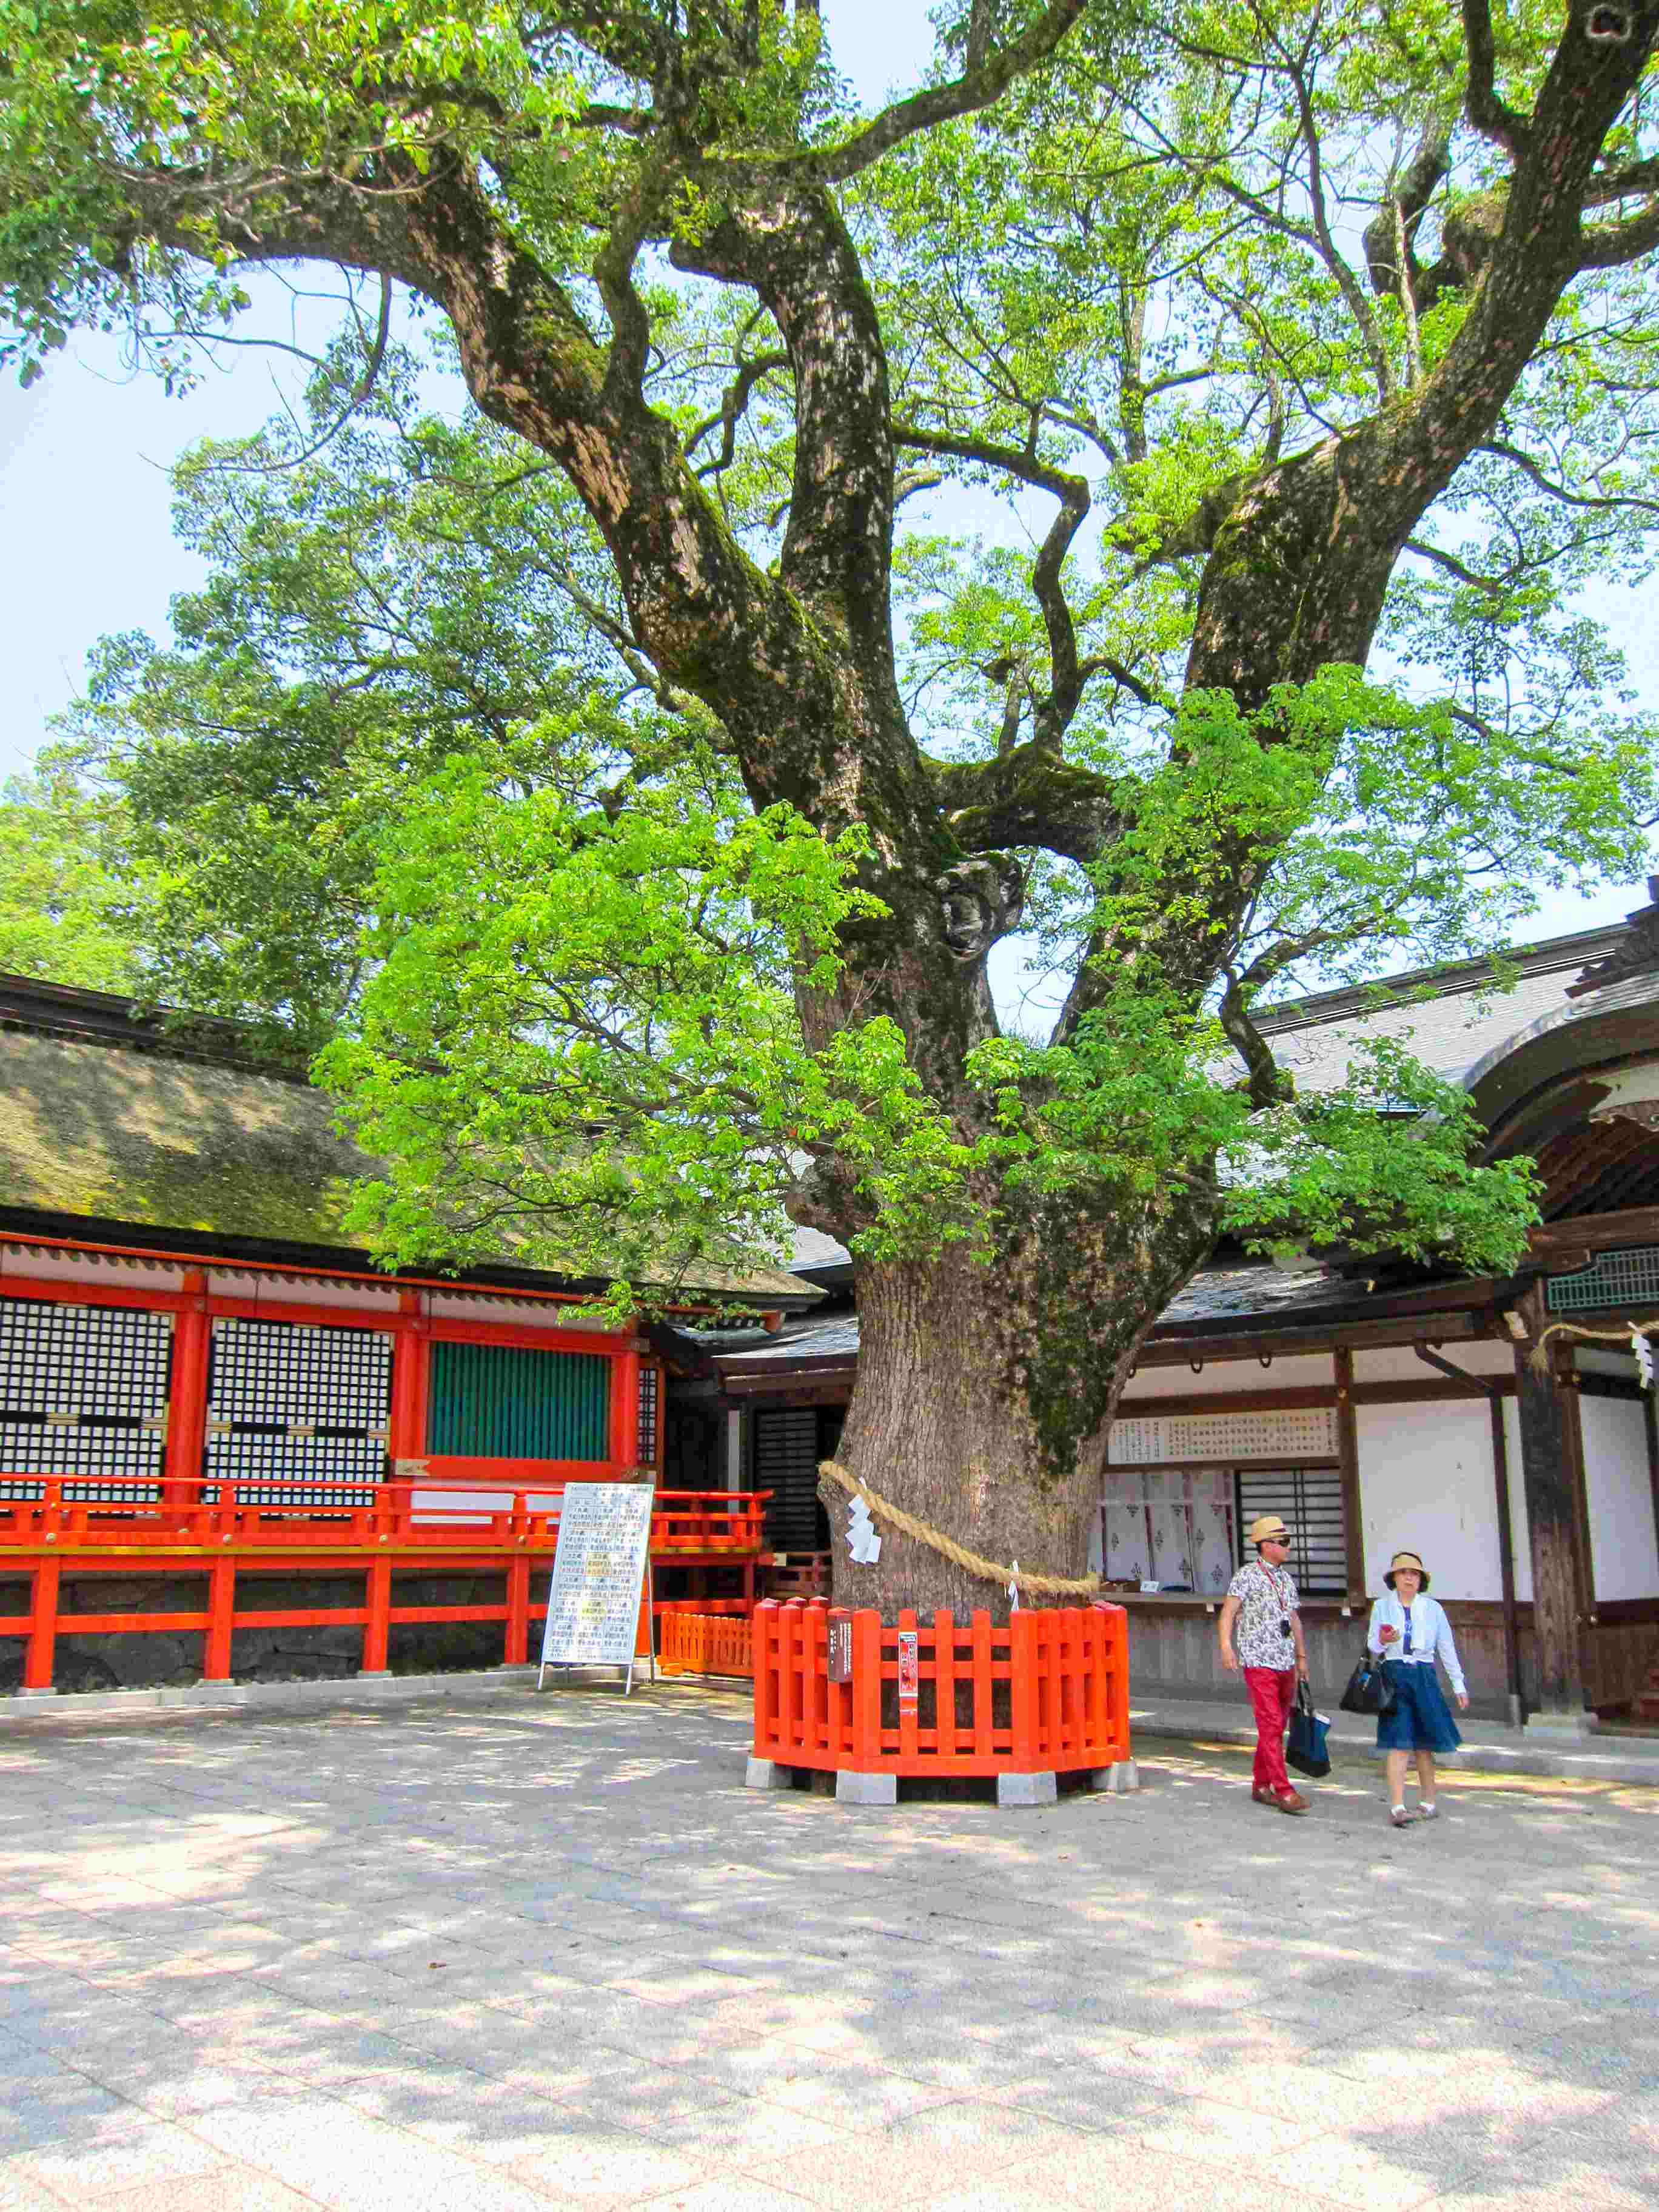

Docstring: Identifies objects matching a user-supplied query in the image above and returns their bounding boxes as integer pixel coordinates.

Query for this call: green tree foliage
[0,771,142,991]
[4,0,1657,1589]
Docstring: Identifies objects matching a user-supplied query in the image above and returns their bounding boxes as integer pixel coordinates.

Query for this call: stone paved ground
[2,1683,1657,2212]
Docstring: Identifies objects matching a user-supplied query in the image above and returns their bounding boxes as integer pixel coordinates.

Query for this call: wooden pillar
[1513,1281,1588,1724]
[610,1342,642,1470]
[22,1557,60,1692]
[362,1557,392,1675]
[504,1553,531,1666]
[1332,1347,1364,1595]
[164,1272,210,1504]
[387,1293,431,1463]
[202,1558,235,1682]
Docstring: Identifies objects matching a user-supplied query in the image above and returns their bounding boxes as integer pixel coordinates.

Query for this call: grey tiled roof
[786,1224,852,1270]
[718,1315,860,1365]
[1259,962,1597,1092]
[707,1262,1358,1372]
[1156,1261,1353,1326]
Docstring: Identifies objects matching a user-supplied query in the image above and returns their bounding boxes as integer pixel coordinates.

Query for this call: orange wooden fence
[752,1600,1130,1777]
[0,1473,770,1692]
[659,1611,756,1679]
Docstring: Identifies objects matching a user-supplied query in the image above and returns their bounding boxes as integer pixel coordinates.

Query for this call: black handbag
[1285,1679,1330,1779]
[1339,1644,1397,1719]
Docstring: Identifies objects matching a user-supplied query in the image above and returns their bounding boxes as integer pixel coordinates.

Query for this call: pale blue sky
[0,1,1649,958]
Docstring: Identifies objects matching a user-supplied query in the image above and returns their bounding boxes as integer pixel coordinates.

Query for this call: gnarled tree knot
[936,856,1025,961]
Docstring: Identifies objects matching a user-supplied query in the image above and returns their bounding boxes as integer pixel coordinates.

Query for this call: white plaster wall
[1578,1349,1640,1380]
[1356,1400,1507,1599]
[1352,1341,1513,1385]
[1119,1353,1333,1399]
[1581,1396,1659,1601]
[1501,1398,1533,1602]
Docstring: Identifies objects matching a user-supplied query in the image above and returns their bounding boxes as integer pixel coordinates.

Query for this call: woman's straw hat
[1384,1549,1430,1590]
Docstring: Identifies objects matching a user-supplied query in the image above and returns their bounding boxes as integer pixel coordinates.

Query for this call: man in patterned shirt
[1218,1513,1311,1814]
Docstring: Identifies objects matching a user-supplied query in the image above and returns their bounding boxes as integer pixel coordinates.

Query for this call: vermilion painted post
[22,1558,59,1691]
[971,1610,995,1758]
[1064,1608,1085,1765]
[809,1603,831,1754]
[752,1601,778,1754]
[933,1606,959,1765]
[779,1603,803,1754]
[1049,1610,1066,1761]
[851,1609,882,1769]
[363,1558,391,1674]
[387,1296,431,1462]
[896,1609,920,1765]
[610,1346,642,1469]
[1085,1606,1108,1760]
[164,1273,210,1507]
[1010,1607,1037,1769]
[201,1559,235,1681]
[504,1554,530,1666]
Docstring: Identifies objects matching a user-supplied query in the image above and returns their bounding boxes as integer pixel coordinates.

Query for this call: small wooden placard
[896,1629,919,1711]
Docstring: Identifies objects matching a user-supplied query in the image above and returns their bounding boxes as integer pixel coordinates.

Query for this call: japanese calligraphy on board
[538,1481,655,1691]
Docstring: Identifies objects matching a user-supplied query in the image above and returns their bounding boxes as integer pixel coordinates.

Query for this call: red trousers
[1244,1665,1298,1797]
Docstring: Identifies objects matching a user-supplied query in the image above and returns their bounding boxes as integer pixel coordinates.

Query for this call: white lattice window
[0,1298,172,1502]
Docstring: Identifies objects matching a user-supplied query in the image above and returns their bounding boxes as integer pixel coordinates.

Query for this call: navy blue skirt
[1377,1661,1462,1753]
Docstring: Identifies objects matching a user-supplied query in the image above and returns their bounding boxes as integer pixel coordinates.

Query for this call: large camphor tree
[7,0,1657,1616]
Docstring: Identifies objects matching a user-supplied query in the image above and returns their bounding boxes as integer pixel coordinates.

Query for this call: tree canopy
[5,0,1657,1596]
[0,769,140,991]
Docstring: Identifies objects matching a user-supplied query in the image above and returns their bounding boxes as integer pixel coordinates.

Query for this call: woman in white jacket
[1367,1549,1469,1828]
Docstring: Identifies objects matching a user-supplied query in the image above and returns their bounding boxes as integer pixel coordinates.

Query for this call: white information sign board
[537,1481,656,1695]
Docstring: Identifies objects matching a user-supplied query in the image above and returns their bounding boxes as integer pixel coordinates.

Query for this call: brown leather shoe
[1252,1786,1275,1805]
[1273,1788,1309,1814]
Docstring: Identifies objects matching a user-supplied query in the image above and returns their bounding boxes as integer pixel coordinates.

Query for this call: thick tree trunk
[822,1201,1215,1620]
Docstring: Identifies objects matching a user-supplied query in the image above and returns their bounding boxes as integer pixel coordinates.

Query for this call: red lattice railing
[0,1473,771,1692]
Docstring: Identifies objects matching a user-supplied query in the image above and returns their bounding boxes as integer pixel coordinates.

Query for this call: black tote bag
[1338,1644,1397,1719]
[1285,1679,1331,1779]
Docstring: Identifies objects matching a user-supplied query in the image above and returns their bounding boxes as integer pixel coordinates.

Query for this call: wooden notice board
[538,1481,656,1694]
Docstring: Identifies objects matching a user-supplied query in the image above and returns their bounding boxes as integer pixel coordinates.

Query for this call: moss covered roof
[0,1027,815,1304]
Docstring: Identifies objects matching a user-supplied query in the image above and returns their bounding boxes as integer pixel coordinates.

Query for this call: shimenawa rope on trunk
[817,1460,1103,1599]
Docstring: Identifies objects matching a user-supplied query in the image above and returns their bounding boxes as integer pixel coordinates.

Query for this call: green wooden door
[427,1341,610,1461]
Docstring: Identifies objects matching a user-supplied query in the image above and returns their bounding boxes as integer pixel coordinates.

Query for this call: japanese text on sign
[539,1483,654,1674]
